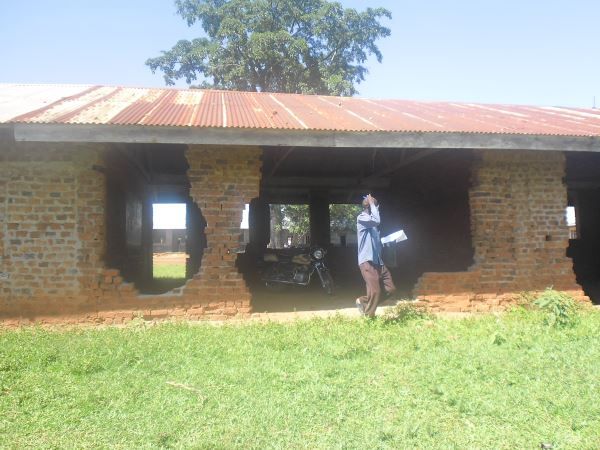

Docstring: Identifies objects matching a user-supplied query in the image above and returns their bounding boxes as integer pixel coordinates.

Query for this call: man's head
[362,194,378,211]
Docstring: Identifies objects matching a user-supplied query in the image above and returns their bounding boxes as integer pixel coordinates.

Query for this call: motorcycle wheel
[322,272,334,295]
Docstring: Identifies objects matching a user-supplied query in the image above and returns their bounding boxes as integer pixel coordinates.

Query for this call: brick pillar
[184,146,262,317]
[75,148,107,299]
[0,168,8,301]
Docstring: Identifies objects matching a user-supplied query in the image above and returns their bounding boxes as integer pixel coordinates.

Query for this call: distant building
[153,229,187,253]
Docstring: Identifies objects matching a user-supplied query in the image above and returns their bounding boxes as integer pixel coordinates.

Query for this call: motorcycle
[261,247,334,295]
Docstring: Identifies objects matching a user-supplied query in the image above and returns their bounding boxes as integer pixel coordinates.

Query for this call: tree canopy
[329,203,358,235]
[147,0,391,96]
[270,204,310,247]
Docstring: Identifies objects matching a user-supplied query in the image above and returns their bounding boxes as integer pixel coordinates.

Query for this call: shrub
[533,288,580,328]
[381,301,431,324]
[516,291,537,309]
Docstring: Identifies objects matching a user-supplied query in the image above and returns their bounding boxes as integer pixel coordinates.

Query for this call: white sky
[153,203,249,229]
[566,206,576,227]
[153,204,186,230]
[241,204,249,229]
[3,1,599,107]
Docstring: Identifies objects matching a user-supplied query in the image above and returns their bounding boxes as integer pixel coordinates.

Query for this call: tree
[147,0,391,96]
[268,203,357,248]
[270,204,310,247]
[329,203,358,235]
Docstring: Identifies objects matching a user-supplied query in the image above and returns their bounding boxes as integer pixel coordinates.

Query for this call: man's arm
[358,203,380,228]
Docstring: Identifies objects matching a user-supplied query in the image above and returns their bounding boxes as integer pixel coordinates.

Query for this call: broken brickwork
[0,142,261,325]
[0,142,589,324]
[414,150,588,311]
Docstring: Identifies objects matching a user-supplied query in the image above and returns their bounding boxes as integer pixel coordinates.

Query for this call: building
[1,83,599,324]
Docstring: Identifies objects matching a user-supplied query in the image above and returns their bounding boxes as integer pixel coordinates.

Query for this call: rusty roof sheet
[2,83,600,137]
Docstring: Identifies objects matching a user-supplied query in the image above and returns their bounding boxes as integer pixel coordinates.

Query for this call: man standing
[356,194,396,317]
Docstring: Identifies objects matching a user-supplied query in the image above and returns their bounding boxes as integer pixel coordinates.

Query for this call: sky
[152,203,248,229]
[2,0,599,107]
[153,204,187,230]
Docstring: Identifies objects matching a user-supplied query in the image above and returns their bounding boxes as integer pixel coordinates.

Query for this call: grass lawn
[1,309,599,449]
[153,263,186,279]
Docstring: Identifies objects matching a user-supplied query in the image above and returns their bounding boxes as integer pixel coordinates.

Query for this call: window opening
[240,203,250,246]
[329,204,359,247]
[566,206,577,239]
[269,204,310,249]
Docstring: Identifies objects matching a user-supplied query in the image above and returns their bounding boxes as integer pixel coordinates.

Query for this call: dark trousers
[358,262,396,317]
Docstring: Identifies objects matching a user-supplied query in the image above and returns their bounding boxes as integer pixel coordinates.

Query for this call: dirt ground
[251,285,388,311]
[148,252,438,320]
[153,252,187,265]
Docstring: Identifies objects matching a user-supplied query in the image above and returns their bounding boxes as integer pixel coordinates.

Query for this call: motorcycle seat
[291,254,311,265]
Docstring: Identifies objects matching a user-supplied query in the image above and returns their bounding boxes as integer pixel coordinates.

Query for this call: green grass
[1,309,600,449]
[153,263,186,279]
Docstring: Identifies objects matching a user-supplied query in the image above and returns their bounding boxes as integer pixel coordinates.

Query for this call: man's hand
[366,194,375,205]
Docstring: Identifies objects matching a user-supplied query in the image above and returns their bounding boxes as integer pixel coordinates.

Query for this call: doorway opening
[246,146,475,313]
[152,203,187,292]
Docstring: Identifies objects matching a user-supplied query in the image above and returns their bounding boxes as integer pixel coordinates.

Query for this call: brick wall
[415,150,587,311]
[0,144,106,311]
[0,142,262,326]
[1,142,587,323]
[0,163,7,299]
[181,145,262,317]
[10,163,80,298]
[84,145,262,323]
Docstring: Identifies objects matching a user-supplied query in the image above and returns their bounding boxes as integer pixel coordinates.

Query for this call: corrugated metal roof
[2,83,600,137]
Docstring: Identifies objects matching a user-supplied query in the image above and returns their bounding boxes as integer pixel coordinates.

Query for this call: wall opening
[329,204,359,247]
[566,152,600,303]
[152,203,188,292]
[268,204,310,249]
[104,144,204,295]
[386,150,474,295]
[566,206,578,239]
[240,203,250,246]
[246,146,475,311]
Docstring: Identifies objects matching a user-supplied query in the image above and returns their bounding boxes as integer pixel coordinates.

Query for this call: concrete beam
[263,176,390,189]
[269,146,296,177]
[362,148,440,182]
[150,174,189,185]
[9,123,600,152]
[261,187,371,205]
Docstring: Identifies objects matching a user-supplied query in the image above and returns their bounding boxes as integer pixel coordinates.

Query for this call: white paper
[381,230,407,245]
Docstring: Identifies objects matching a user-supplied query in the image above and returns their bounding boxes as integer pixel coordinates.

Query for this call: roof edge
[8,123,600,152]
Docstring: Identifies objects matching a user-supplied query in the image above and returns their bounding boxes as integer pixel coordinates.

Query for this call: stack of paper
[381,230,408,245]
